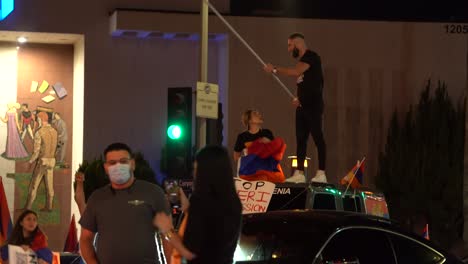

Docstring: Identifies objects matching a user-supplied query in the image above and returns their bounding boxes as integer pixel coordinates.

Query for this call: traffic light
[166,87,192,178]
[167,124,182,140]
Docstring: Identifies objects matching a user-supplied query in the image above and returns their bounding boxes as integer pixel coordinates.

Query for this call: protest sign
[235,178,275,214]
[8,244,37,264]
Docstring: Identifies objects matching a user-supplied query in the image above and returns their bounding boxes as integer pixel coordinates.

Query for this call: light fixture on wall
[288,155,309,168]
[17,36,27,43]
[288,155,311,178]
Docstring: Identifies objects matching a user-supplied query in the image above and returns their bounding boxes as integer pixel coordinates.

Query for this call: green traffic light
[167,125,182,140]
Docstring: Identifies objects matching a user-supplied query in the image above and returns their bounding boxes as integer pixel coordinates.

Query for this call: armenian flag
[422,224,430,240]
[340,159,365,189]
[238,138,286,183]
[0,177,12,245]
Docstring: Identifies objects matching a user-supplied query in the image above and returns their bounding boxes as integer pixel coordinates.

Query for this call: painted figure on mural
[20,103,35,141]
[52,112,67,167]
[23,111,58,212]
[1,102,29,160]
[34,110,42,130]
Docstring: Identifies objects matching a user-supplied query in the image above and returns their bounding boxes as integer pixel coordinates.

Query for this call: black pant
[296,107,326,171]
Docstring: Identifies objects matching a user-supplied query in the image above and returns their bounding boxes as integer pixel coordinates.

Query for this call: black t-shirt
[234,129,274,152]
[297,49,324,111]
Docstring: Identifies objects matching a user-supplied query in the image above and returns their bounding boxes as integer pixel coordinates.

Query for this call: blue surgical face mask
[108,163,132,184]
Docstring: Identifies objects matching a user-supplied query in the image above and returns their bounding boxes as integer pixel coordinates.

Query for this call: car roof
[242,209,400,235]
[240,210,463,263]
[245,209,393,225]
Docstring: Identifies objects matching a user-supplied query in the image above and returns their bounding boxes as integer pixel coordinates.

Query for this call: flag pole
[204,0,295,99]
[342,156,366,197]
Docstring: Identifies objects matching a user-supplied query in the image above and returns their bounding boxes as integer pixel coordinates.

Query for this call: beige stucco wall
[0,1,465,187]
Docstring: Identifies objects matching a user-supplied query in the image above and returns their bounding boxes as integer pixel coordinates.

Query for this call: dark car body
[234,210,462,264]
[267,183,389,219]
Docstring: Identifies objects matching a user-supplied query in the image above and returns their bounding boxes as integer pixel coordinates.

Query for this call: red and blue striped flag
[238,138,286,183]
[340,159,365,189]
[0,176,12,245]
[422,224,430,240]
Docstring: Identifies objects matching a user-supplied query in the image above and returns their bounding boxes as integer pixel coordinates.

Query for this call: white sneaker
[286,170,306,183]
[311,170,327,183]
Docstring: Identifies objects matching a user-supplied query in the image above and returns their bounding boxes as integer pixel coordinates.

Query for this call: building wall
[223,17,467,183]
[108,10,468,182]
[0,2,465,251]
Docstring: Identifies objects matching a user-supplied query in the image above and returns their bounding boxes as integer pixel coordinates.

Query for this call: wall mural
[0,43,75,251]
[7,81,69,222]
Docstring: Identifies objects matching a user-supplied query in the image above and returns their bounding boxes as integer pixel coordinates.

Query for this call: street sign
[196,81,218,119]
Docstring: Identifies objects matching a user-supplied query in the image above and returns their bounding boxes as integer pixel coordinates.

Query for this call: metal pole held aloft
[204,0,295,99]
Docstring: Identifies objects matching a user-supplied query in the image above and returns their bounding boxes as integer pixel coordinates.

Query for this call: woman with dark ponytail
[156,145,242,264]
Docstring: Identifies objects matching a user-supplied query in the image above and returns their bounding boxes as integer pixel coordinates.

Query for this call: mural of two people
[1,103,65,212]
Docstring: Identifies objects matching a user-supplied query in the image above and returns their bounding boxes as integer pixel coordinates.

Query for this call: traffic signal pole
[197,0,209,149]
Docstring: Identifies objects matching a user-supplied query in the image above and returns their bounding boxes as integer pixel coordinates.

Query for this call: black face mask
[292,47,300,59]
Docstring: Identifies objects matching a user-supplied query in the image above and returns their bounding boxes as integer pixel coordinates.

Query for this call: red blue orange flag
[63,214,79,253]
[340,159,365,189]
[422,224,430,240]
[0,176,12,245]
[238,138,286,183]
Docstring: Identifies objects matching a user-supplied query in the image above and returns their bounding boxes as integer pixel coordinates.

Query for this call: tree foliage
[376,80,465,249]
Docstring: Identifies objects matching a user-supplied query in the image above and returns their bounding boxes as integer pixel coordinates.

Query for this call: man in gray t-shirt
[79,143,170,264]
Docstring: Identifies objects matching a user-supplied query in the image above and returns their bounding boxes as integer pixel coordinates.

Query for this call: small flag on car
[422,224,430,240]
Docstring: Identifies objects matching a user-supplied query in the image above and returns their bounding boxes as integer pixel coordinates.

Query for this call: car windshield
[234,214,331,264]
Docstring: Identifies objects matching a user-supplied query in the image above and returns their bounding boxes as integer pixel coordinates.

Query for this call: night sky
[230,0,468,23]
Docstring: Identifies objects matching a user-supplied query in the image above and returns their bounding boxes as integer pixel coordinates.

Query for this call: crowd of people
[0,32,327,264]
[75,143,242,264]
[2,142,243,264]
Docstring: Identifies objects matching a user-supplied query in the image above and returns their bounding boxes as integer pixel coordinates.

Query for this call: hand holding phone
[164,179,181,206]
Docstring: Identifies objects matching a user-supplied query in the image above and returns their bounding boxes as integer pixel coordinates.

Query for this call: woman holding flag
[155,145,242,264]
[1,210,52,264]
[234,109,286,183]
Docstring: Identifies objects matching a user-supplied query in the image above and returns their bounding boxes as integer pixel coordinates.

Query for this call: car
[266,182,390,219]
[234,210,462,264]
